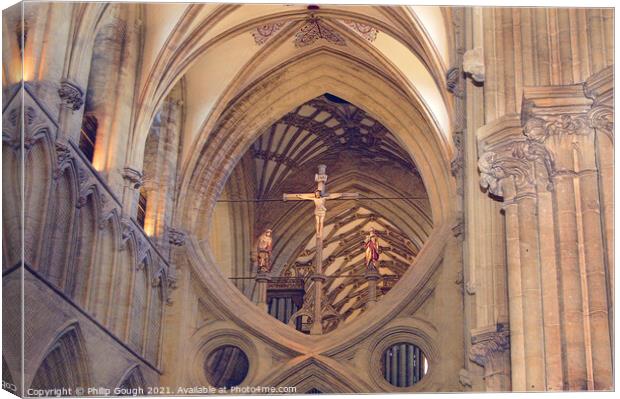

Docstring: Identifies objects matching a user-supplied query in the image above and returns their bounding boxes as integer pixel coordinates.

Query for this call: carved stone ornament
[469,324,510,368]
[122,167,144,189]
[294,16,346,48]
[58,80,84,111]
[451,130,464,179]
[168,228,186,246]
[55,141,73,164]
[341,20,378,42]
[478,138,555,198]
[524,114,590,143]
[446,67,463,97]
[459,368,472,388]
[463,47,485,83]
[252,21,286,45]
[587,105,614,143]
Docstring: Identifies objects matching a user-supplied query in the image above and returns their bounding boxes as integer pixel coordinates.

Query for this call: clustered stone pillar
[477,77,613,391]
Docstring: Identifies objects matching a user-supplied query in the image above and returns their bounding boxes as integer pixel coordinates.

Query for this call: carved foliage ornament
[168,228,186,246]
[524,114,590,143]
[122,167,144,189]
[58,81,84,111]
[294,16,346,48]
[587,105,614,144]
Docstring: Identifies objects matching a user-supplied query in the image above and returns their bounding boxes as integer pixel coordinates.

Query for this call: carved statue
[284,190,357,239]
[363,228,380,272]
[256,229,273,273]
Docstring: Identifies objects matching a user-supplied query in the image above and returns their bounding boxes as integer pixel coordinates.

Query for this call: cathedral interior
[1,1,615,395]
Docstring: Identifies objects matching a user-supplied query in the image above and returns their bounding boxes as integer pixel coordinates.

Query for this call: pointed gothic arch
[116,365,146,392]
[29,323,91,392]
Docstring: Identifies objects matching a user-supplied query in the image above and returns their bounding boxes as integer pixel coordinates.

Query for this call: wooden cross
[283,164,359,334]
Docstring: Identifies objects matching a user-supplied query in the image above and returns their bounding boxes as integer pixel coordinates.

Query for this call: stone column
[365,270,380,308]
[522,85,612,390]
[254,272,271,312]
[469,324,511,391]
[477,82,613,391]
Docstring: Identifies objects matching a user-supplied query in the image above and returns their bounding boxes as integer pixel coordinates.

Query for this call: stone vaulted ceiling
[250,94,417,199]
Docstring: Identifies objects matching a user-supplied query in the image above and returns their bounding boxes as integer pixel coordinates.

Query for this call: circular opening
[381,343,428,387]
[204,345,249,389]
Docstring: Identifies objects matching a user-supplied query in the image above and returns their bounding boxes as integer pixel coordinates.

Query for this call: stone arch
[43,162,79,290]
[110,232,137,340]
[144,265,165,365]
[130,6,451,160]
[69,192,99,306]
[89,210,122,321]
[29,322,91,392]
[127,257,149,354]
[259,356,372,393]
[21,130,55,269]
[116,365,146,391]
[178,49,454,240]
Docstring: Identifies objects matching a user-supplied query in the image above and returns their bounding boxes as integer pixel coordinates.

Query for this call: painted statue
[256,229,273,273]
[364,228,380,272]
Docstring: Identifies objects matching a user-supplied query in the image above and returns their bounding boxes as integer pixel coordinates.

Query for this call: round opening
[204,345,249,388]
[381,343,428,387]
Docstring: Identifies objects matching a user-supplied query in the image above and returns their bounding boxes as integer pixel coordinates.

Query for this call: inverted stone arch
[177,50,454,238]
[177,48,454,353]
[258,356,373,393]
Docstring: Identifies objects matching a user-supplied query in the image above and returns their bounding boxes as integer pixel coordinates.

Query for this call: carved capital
[470,324,510,368]
[587,105,614,144]
[478,149,531,198]
[523,113,590,142]
[463,47,485,83]
[58,80,84,111]
[479,134,554,198]
[168,228,186,246]
[122,167,144,189]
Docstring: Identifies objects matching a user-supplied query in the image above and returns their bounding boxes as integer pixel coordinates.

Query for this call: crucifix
[283,164,359,334]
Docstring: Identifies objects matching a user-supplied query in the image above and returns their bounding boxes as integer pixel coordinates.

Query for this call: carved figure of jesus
[256,229,273,273]
[291,190,353,238]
